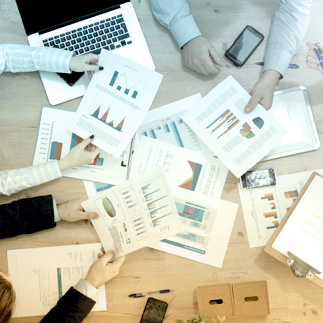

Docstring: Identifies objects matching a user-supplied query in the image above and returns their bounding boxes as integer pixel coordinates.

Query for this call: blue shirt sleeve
[150,0,202,48]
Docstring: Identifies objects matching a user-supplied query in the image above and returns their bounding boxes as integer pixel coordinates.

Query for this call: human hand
[244,70,281,113]
[58,135,101,171]
[57,197,99,222]
[306,41,323,73]
[69,53,104,72]
[85,249,126,288]
[182,36,224,75]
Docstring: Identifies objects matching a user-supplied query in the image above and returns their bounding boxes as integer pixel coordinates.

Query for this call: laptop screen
[16,0,130,36]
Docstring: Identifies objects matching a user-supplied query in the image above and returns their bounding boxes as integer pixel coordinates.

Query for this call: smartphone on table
[240,168,276,189]
[225,25,264,66]
[139,297,168,323]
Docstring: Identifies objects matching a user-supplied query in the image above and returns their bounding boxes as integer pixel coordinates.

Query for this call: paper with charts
[137,94,204,152]
[182,76,287,178]
[81,168,182,258]
[148,196,238,267]
[7,243,106,317]
[70,49,163,157]
[238,168,323,248]
[129,136,228,204]
[33,106,132,184]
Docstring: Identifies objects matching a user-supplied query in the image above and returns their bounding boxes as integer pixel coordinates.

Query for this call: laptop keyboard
[42,14,132,55]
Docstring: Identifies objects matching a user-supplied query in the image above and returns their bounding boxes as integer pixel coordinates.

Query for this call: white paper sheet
[70,50,163,157]
[272,175,323,278]
[239,168,323,248]
[82,168,182,258]
[182,76,287,178]
[7,243,106,318]
[129,136,228,204]
[137,94,203,151]
[33,106,131,184]
[148,197,238,268]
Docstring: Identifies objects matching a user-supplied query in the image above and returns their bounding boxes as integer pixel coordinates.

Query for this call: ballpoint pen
[255,62,299,69]
[314,48,323,70]
[128,289,173,298]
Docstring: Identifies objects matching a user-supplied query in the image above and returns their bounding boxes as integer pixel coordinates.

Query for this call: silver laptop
[15,0,155,105]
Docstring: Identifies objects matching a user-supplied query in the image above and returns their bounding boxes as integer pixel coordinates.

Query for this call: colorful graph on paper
[206,109,240,139]
[91,105,125,132]
[176,201,205,223]
[179,161,203,191]
[261,193,279,230]
[49,132,104,166]
[108,70,142,100]
[140,116,201,151]
[141,182,172,228]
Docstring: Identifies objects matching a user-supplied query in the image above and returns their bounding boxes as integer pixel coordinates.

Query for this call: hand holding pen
[306,41,323,73]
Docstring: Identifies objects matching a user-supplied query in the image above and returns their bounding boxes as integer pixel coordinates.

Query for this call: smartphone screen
[139,297,168,323]
[225,25,264,66]
[241,168,276,189]
[57,71,84,86]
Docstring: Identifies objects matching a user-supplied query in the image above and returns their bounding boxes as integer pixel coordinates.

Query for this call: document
[148,196,238,268]
[137,94,204,151]
[7,243,106,318]
[182,76,287,178]
[82,168,182,259]
[129,136,228,204]
[33,106,132,184]
[272,175,323,279]
[70,50,163,157]
[239,168,323,248]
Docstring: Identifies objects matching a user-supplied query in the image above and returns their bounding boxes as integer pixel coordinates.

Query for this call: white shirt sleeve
[74,279,99,303]
[0,44,73,74]
[264,0,312,77]
[0,160,62,196]
[150,0,202,48]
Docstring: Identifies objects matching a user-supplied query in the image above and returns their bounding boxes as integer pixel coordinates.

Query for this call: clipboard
[264,171,323,288]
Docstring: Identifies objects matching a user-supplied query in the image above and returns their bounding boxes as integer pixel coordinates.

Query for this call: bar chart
[261,193,279,230]
[141,182,173,228]
[109,70,141,100]
[139,115,201,151]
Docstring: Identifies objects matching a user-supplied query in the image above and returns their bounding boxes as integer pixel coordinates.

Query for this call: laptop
[15,0,155,105]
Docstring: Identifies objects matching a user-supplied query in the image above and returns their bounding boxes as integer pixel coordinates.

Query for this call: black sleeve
[40,287,96,323]
[0,195,56,239]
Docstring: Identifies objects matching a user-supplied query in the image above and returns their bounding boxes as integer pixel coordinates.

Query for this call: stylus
[255,62,299,69]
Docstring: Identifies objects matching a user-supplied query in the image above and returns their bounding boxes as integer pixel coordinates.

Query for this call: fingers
[99,250,115,263]
[244,95,260,113]
[81,211,99,220]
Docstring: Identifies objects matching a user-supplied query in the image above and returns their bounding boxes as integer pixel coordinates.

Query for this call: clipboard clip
[287,251,321,278]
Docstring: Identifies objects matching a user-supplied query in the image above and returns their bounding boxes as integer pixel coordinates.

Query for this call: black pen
[128,289,173,298]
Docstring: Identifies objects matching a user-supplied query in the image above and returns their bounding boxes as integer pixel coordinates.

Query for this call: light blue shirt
[150,0,312,77]
[0,44,73,74]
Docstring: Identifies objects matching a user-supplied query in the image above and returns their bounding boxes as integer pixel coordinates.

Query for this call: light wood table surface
[1,0,323,322]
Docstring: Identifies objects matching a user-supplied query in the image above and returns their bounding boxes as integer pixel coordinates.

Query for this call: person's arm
[150,0,201,49]
[40,250,125,323]
[0,136,100,196]
[244,0,312,113]
[0,45,103,75]
[0,196,98,239]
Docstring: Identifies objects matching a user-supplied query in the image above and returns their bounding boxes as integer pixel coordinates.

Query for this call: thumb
[244,95,259,113]
[209,47,224,66]
[86,64,103,72]
[100,250,115,264]
[83,211,99,220]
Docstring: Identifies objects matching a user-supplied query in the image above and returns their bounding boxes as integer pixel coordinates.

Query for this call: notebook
[15,0,155,105]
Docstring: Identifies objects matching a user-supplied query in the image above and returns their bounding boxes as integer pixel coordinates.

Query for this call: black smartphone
[57,71,84,86]
[225,25,264,66]
[139,297,168,323]
[240,168,276,189]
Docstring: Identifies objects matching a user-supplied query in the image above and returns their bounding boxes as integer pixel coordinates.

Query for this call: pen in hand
[314,48,323,70]
[128,289,173,298]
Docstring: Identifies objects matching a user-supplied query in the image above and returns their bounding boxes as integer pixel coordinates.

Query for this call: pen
[255,62,299,69]
[314,48,323,70]
[128,289,173,298]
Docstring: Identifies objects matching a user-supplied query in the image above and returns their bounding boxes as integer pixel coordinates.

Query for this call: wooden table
[1,0,323,322]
